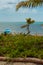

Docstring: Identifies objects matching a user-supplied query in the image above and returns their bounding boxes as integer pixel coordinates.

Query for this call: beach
[0,22,43,35]
[0,62,42,65]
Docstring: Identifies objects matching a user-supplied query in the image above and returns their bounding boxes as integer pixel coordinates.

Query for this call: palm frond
[16,0,43,10]
[26,18,35,24]
[21,24,28,28]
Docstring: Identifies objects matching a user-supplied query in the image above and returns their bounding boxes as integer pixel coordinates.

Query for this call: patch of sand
[0,62,42,65]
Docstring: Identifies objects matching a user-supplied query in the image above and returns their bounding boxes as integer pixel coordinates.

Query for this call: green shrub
[0,33,43,59]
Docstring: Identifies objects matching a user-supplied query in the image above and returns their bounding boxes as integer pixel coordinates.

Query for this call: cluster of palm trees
[16,0,43,34]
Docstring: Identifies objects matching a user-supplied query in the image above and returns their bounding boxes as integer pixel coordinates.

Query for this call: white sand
[0,62,42,65]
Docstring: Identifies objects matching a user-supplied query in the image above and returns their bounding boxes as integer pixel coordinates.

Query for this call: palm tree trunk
[27,24,30,34]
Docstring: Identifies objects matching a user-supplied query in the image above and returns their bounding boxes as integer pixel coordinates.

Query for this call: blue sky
[0,0,43,22]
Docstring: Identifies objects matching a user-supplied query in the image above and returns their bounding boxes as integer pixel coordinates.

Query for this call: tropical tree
[16,0,43,11]
[21,18,35,34]
[16,0,42,34]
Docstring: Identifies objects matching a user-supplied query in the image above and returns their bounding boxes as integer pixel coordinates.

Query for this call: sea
[0,22,43,35]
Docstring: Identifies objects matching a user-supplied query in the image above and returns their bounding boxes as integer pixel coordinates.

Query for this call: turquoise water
[0,22,43,35]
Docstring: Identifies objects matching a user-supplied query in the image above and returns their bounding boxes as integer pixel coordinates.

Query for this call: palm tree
[16,0,43,10]
[16,0,42,34]
[21,18,35,34]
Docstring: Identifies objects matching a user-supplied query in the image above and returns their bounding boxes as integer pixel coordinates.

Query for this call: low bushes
[0,33,43,59]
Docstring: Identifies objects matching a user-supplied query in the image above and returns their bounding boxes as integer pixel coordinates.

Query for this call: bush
[0,33,43,59]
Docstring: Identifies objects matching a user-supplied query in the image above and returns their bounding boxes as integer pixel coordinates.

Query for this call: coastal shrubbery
[0,33,43,59]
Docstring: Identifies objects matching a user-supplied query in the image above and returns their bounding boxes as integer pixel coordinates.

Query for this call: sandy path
[0,62,42,65]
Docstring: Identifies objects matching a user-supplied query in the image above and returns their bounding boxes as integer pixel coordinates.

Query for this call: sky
[0,0,43,22]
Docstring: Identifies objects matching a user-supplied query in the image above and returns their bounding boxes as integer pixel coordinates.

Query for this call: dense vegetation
[0,33,43,59]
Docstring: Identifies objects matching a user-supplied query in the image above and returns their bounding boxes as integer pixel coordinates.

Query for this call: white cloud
[0,0,38,14]
[0,0,17,3]
[0,0,25,5]
[32,9,37,13]
[0,0,20,9]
